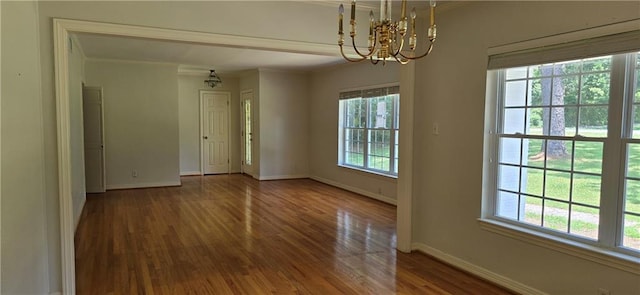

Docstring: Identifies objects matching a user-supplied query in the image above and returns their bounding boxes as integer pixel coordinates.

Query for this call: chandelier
[338,0,437,65]
[204,70,222,88]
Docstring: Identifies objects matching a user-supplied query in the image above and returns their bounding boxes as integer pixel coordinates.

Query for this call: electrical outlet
[432,122,439,135]
[132,170,138,178]
[597,288,611,295]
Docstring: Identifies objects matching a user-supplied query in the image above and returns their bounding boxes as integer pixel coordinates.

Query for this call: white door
[241,90,253,175]
[201,91,230,174]
[83,86,106,193]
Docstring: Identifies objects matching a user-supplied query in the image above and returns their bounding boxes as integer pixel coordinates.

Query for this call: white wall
[1,1,50,293]
[309,62,399,203]
[85,60,180,189]
[178,74,241,175]
[258,70,310,179]
[69,37,86,228]
[412,2,640,294]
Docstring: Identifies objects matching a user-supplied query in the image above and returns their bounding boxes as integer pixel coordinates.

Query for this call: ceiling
[73,1,456,76]
[74,33,346,75]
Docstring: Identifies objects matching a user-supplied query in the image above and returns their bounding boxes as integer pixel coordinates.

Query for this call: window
[485,30,640,256]
[339,86,399,176]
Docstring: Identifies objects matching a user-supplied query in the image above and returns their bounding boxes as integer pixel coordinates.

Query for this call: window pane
[345,129,364,166]
[505,80,527,107]
[524,196,542,226]
[394,96,400,129]
[633,104,639,139]
[633,68,640,102]
[345,98,366,128]
[499,138,521,165]
[529,78,546,106]
[572,173,601,207]
[561,75,579,105]
[497,191,520,220]
[623,214,640,251]
[578,106,608,138]
[580,73,610,105]
[522,167,543,197]
[523,139,545,168]
[503,108,525,134]
[628,143,640,179]
[499,165,520,192]
[557,59,582,75]
[625,179,640,217]
[394,130,399,174]
[582,56,611,72]
[545,140,572,171]
[550,106,576,137]
[569,206,599,240]
[574,141,603,174]
[526,108,546,135]
[506,66,527,80]
[368,96,392,129]
[563,107,578,136]
[528,64,552,78]
[624,179,640,250]
[545,171,571,201]
[367,130,390,171]
[543,200,569,232]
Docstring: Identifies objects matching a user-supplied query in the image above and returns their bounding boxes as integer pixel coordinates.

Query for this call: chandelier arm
[340,44,369,62]
[350,35,377,58]
[369,56,380,65]
[398,41,435,60]
[392,54,410,65]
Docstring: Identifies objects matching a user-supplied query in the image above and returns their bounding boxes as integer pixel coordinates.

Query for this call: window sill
[478,218,640,274]
[337,164,398,179]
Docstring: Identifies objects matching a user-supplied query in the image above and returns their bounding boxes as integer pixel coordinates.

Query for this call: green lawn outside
[522,129,640,214]
[518,129,640,245]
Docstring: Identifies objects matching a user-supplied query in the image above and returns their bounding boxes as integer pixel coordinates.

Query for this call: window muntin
[492,51,640,252]
[339,86,399,176]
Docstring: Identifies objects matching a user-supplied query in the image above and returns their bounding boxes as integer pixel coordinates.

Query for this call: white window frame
[338,85,400,177]
[480,21,640,274]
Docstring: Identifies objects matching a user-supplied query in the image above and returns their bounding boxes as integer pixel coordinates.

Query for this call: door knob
[203,136,208,139]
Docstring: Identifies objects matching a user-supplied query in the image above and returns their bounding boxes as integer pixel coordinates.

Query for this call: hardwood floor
[75,174,514,294]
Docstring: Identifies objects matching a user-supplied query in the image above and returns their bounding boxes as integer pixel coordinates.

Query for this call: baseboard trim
[180,171,202,176]
[310,176,397,205]
[258,174,309,181]
[106,180,182,190]
[74,196,87,233]
[411,243,546,295]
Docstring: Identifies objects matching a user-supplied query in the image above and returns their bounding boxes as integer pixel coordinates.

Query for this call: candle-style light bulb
[401,0,407,19]
[351,0,356,21]
[338,4,344,34]
[409,7,417,50]
[368,10,375,49]
[369,10,375,35]
[428,0,437,41]
[380,0,391,21]
[430,0,436,26]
